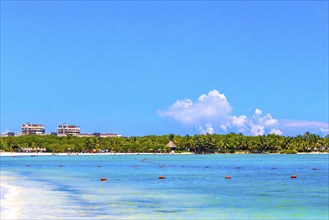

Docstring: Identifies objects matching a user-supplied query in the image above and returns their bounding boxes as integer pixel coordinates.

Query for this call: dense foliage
[0,132,328,154]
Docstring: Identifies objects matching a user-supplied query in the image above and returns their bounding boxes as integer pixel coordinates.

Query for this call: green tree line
[1,132,328,154]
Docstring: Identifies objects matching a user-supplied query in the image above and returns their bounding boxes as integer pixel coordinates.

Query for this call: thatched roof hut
[166,141,177,150]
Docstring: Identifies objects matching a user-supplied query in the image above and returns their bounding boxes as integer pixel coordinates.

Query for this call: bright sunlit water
[1,154,328,219]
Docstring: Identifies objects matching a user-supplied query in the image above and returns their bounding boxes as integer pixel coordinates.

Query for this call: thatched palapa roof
[166,141,177,149]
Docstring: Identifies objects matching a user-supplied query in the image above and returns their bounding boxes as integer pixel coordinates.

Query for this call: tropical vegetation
[0,132,328,154]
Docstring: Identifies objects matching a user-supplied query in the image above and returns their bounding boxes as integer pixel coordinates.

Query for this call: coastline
[0,151,327,157]
[0,175,20,219]
[0,152,195,157]
[0,171,97,219]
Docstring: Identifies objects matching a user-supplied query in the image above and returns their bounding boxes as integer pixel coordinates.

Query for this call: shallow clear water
[1,154,328,219]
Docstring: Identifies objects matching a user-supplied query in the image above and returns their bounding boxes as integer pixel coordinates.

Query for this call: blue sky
[1,1,328,136]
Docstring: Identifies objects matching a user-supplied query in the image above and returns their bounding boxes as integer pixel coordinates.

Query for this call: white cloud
[280,120,328,128]
[259,114,278,127]
[319,127,329,136]
[270,129,283,135]
[157,89,231,125]
[231,115,248,127]
[228,115,248,133]
[172,99,193,109]
[254,108,262,116]
[158,90,282,135]
[320,128,329,133]
[198,123,215,135]
[280,120,329,136]
[250,124,265,136]
[223,109,282,136]
[220,124,228,131]
[158,89,327,136]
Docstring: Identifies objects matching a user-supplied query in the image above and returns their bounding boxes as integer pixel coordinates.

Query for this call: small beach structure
[11,145,20,152]
[166,141,177,151]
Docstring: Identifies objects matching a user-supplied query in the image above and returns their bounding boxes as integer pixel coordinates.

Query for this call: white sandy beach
[0,172,99,219]
[0,151,326,157]
[1,176,20,219]
[0,152,194,157]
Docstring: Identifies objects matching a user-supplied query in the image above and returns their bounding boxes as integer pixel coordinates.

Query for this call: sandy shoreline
[0,172,97,219]
[1,151,327,157]
[0,152,195,157]
[0,175,20,219]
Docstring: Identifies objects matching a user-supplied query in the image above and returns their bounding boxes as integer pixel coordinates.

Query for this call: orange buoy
[101,178,107,181]
[225,176,231,179]
[159,176,165,179]
[291,175,297,179]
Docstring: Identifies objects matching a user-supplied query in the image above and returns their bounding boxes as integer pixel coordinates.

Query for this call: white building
[93,133,122,138]
[21,123,45,135]
[57,124,80,136]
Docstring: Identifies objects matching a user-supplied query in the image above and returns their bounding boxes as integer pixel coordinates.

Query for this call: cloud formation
[198,123,215,135]
[280,120,328,128]
[157,90,231,125]
[222,108,282,136]
[158,90,282,136]
[158,89,329,136]
[280,120,329,136]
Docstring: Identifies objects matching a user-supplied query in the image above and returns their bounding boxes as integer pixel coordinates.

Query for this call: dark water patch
[258,193,270,197]
[155,209,184,214]
[133,199,159,204]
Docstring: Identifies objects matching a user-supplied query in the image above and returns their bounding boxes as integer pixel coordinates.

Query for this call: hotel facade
[21,123,45,135]
[57,124,81,136]
[15,123,120,137]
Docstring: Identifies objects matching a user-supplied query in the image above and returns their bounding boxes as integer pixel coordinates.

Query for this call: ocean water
[1,154,328,219]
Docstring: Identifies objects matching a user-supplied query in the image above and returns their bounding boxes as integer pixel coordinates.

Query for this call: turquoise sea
[1,154,328,219]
